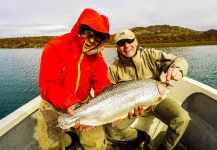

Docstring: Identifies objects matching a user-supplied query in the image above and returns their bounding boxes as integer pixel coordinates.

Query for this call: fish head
[156,82,169,100]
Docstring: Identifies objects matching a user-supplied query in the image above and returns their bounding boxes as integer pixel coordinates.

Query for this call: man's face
[80,26,106,52]
[116,39,137,58]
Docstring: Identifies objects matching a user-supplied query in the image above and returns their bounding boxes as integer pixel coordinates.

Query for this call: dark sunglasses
[116,38,135,47]
[80,25,106,43]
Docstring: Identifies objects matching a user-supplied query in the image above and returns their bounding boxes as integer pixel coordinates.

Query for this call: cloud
[0,0,217,37]
[0,23,69,37]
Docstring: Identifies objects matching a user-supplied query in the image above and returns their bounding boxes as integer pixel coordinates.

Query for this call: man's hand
[67,104,78,115]
[73,120,96,132]
[166,67,183,85]
[112,105,145,126]
[128,106,145,119]
[67,104,96,132]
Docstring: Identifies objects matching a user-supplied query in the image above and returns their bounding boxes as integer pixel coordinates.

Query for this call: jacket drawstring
[74,53,84,93]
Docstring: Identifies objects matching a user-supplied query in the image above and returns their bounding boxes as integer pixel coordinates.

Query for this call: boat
[0,77,217,150]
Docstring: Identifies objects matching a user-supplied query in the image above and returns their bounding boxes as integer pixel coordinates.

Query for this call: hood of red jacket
[70,8,110,39]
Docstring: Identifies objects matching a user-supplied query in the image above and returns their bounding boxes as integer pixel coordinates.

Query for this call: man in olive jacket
[106,29,190,150]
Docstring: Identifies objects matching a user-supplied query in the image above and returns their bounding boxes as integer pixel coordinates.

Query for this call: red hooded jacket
[39,8,111,110]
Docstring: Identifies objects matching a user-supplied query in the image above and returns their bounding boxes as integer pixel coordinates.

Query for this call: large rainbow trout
[43,79,169,135]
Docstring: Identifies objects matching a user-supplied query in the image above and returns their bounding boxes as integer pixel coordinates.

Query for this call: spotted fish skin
[56,79,168,129]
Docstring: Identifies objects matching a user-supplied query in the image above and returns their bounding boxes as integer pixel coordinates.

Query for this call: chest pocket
[139,59,160,79]
[117,66,137,82]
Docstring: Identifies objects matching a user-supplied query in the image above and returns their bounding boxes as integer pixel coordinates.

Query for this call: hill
[0,36,55,48]
[1,25,217,48]
[107,25,217,47]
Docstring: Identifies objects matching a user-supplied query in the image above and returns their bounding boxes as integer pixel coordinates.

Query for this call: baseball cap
[114,29,135,44]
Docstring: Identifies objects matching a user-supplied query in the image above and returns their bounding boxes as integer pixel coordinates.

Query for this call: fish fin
[111,119,122,127]
[42,110,65,142]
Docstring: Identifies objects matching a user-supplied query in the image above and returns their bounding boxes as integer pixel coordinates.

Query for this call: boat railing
[0,96,41,137]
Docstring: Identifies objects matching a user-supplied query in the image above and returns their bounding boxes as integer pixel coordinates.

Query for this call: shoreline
[105,41,217,48]
[0,41,217,49]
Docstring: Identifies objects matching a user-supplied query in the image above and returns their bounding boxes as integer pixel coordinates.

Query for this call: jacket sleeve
[39,44,81,110]
[91,55,112,96]
[148,48,188,76]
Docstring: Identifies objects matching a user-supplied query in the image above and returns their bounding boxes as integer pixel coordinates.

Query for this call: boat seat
[181,92,217,150]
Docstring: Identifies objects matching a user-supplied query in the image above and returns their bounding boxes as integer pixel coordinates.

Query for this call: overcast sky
[1,0,217,38]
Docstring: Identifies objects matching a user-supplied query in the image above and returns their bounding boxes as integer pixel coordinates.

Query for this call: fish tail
[41,110,64,142]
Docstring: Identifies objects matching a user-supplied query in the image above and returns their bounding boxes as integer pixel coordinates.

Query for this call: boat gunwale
[0,96,41,137]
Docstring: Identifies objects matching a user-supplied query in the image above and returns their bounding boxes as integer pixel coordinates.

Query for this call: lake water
[0,45,217,119]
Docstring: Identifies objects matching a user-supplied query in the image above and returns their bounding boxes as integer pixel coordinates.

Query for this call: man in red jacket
[37,8,111,150]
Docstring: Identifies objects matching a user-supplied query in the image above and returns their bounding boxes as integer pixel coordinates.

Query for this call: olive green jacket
[108,47,188,83]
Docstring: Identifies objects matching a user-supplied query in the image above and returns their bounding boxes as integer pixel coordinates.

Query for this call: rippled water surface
[0,49,42,119]
[0,45,217,118]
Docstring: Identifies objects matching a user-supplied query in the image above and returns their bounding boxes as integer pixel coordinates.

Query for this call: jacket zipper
[74,53,84,93]
[132,61,139,79]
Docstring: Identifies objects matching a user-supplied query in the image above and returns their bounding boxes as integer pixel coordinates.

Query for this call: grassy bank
[0,36,55,48]
[140,41,217,48]
[105,41,217,48]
